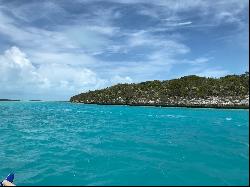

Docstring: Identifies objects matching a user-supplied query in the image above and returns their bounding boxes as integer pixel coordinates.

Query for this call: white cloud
[183,57,211,65]
[29,51,97,66]
[113,0,248,30]
[127,31,189,54]
[0,13,75,52]
[0,0,247,99]
[86,26,120,36]
[110,75,133,84]
[2,1,66,23]
[0,8,117,55]
[0,46,104,100]
[174,57,230,78]
[196,69,230,78]
[0,47,47,91]
[176,21,192,26]
[63,26,115,54]
[4,46,33,68]
[137,8,160,19]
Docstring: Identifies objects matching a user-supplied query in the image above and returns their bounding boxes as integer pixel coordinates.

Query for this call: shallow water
[0,102,249,186]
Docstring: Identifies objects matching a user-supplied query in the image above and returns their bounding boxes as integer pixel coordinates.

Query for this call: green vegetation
[70,72,249,108]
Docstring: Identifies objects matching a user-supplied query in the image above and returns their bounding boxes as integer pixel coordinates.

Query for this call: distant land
[29,100,42,101]
[0,99,20,101]
[70,72,249,109]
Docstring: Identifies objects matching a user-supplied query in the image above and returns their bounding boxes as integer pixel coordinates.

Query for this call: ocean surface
[0,102,249,186]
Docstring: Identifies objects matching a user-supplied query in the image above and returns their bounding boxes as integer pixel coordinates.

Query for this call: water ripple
[0,102,248,186]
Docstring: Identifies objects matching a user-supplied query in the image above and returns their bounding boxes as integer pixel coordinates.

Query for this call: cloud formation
[0,0,248,100]
[0,46,106,100]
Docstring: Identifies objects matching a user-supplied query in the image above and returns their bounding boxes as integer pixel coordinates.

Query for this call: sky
[0,0,249,100]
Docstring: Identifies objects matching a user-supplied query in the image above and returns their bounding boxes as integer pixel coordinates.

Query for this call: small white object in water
[226,117,232,121]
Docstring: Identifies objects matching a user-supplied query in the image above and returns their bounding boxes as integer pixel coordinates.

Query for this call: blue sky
[0,0,249,100]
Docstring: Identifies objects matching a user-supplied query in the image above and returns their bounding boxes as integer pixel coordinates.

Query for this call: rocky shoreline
[71,95,249,109]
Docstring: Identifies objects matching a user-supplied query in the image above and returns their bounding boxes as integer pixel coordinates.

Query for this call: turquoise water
[0,102,249,186]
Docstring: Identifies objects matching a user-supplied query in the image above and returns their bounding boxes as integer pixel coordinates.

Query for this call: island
[70,72,249,109]
[0,99,20,101]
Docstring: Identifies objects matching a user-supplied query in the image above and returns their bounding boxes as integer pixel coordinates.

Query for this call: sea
[0,101,249,186]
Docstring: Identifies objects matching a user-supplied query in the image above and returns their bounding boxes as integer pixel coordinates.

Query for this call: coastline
[0,99,20,102]
[70,101,249,109]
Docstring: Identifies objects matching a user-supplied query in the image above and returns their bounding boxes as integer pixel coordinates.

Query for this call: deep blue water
[0,102,249,186]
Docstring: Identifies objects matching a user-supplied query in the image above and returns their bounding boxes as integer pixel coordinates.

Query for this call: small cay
[70,72,249,109]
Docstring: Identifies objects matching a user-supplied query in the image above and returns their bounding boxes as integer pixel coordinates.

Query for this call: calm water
[0,102,249,186]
